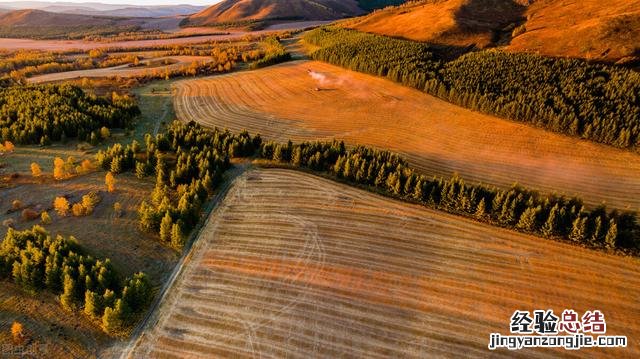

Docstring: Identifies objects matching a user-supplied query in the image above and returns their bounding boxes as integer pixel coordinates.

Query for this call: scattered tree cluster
[249,36,292,70]
[52,156,93,180]
[0,84,139,145]
[258,140,639,250]
[99,121,260,249]
[304,27,640,149]
[1,50,140,84]
[0,226,152,334]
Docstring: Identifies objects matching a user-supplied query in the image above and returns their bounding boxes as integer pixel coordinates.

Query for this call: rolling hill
[0,9,124,27]
[345,0,640,62]
[508,0,640,62]
[345,0,527,50]
[42,5,205,17]
[0,2,205,17]
[0,9,181,38]
[184,0,365,27]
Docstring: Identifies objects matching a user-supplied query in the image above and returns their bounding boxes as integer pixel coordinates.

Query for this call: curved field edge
[129,168,640,358]
[172,60,640,211]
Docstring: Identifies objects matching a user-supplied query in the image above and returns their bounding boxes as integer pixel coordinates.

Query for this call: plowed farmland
[173,60,640,210]
[130,168,640,358]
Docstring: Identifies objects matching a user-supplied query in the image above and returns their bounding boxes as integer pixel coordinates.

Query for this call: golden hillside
[185,0,364,26]
[345,0,640,62]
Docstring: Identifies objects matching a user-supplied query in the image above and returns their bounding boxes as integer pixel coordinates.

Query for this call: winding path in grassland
[173,60,640,211]
[131,168,640,358]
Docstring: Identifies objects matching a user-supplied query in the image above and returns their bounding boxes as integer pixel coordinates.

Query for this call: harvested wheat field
[130,168,640,358]
[173,60,640,210]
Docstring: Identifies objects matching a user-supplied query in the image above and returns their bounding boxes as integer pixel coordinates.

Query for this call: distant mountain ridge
[0,1,205,17]
[0,8,183,38]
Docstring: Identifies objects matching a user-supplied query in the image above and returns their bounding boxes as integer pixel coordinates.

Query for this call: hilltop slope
[508,0,640,62]
[0,9,180,38]
[345,0,526,49]
[345,0,640,61]
[0,9,121,27]
[185,0,365,26]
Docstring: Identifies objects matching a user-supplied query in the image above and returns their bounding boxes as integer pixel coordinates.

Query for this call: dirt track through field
[173,60,640,210]
[130,168,640,358]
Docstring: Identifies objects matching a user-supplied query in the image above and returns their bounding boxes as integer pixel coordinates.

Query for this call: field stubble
[130,168,640,358]
[172,60,640,211]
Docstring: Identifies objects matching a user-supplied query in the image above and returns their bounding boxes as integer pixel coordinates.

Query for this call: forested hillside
[305,27,640,149]
[345,0,640,62]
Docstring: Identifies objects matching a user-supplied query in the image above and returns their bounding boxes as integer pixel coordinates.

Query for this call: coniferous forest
[304,27,640,149]
[99,121,260,249]
[0,226,152,334]
[0,84,139,145]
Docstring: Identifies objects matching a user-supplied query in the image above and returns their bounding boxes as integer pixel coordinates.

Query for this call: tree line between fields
[102,121,638,253]
[2,120,638,338]
[303,27,640,150]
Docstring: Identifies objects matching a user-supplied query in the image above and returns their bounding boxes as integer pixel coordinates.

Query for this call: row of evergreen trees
[98,121,639,253]
[0,226,152,333]
[258,140,639,250]
[0,84,140,145]
[99,121,260,249]
[304,27,640,149]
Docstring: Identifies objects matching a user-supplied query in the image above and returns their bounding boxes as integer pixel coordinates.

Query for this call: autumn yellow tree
[80,159,93,174]
[100,127,111,139]
[30,162,42,177]
[54,197,70,216]
[1,141,15,152]
[81,192,101,214]
[11,321,24,344]
[105,172,116,192]
[41,211,52,224]
[53,157,66,180]
[72,203,86,217]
